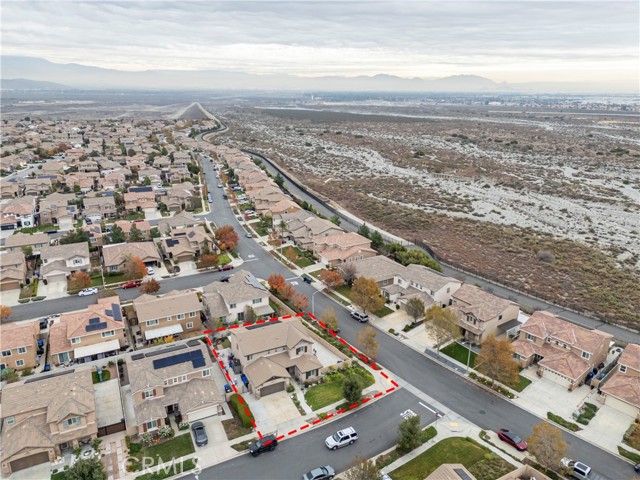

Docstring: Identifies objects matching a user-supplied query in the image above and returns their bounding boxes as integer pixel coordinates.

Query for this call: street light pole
[311,289,322,316]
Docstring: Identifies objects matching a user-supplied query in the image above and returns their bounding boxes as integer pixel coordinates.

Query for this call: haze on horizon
[1,0,639,93]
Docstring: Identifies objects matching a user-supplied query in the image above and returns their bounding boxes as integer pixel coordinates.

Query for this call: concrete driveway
[244,391,302,433]
[39,279,68,300]
[0,288,21,306]
[192,417,239,466]
[577,401,635,454]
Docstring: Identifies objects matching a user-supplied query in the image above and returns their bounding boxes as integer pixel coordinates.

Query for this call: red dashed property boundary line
[204,312,399,441]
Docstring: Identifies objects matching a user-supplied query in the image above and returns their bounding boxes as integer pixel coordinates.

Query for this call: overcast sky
[2,0,638,86]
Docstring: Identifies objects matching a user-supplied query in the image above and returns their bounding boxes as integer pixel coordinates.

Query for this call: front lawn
[129,434,195,470]
[512,375,532,392]
[373,305,394,318]
[295,256,315,268]
[217,253,231,266]
[333,285,353,301]
[104,272,133,284]
[90,275,104,287]
[441,342,477,368]
[389,437,510,480]
[304,366,375,411]
[120,212,146,221]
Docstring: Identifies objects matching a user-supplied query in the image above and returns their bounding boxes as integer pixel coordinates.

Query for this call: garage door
[541,368,572,389]
[187,405,219,422]
[45,273,67,284]
[606,395,640,418]
[10,452,50,473]
[259,382,285,397]
[0,280,20,291]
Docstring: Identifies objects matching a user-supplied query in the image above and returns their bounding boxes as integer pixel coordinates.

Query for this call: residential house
[278,210,344,250]
[601,344,640,419]
[202,270,274,324]
[49,297,126,365]
[426,464,551,480]
[41,160,66,176]
[23,178,52,196]
[128,342,221,434]
[102,242,161,273]
[124,191,156,212]
[267,198,301,218]
[38,193,78,227]
[133,290,202,342]
[0,320,40,371]
[114,219,151,240]
[512,311,613,390]
[0,370,97,476]
[77,160,99,173]
[170,226,215,255]
[313,232,377,267]
[162,182,195,212]
[157,211,198,234]
[83,196,117,220]
[4,233,49,256]
[40,242,90,285]
[0,250,28,291]
[99,171,126,191]
[450,284,519,344]
[0,180,21,199]
[229,319,323,398]
[159,237,196,263]
[84,224,105,247]
[1,196,35,228]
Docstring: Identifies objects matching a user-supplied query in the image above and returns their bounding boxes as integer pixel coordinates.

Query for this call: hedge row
[229,394,254,428]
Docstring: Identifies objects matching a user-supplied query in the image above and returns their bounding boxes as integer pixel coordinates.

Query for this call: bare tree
[405,297,426,324]
[424,305,460,353]
[343,455,380,480]
[527,422,567,471]
[341,262,358,286]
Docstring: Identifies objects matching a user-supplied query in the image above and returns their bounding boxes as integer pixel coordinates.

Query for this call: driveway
[0,288,21,306]
[38,279,68,300]
[577,399,635,454]
[243,390,302,433]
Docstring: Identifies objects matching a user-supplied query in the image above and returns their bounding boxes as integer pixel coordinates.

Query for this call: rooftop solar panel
[144,344,186,358]
[246,321,280,330]
[89,317,101,324]
[86,322,107,332]
[152,348,206,370]
[112,306,122,321]
[131,353,145,361]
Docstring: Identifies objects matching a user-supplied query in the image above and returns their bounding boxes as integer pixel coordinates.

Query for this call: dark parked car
[218,265,234,272]
[220,275,232,282]
[498,428,527,451]
[303,465,335,480]
[191,421,208,446]
[249,434,278,456]
[350,311,369,322]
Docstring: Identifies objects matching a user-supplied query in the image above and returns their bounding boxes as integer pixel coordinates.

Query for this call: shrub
[178,422,190,431]
[388,328,395,334]
[286,384,295,393]
[229,394,254,428]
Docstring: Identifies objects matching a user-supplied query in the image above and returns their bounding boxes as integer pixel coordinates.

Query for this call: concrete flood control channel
[202,312,408,445]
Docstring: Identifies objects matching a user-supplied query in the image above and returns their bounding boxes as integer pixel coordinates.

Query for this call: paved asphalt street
[4,132,635,478]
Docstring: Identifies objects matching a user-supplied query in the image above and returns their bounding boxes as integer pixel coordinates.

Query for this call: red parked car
[121,280,143,289]
[218,265,234,272]
[497,428,527,451]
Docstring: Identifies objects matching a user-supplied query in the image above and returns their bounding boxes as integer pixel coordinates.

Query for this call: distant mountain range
[0,56,631,94]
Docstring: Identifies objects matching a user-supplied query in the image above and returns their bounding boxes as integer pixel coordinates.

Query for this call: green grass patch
[511,375,532,392]
[230,438,257,452]
[19,283,35,300]
[376,427,437,470]
[389,437,489,480]
[618,446,640,463]
[16,224,56,234]
[92,369,111,384]
[90,275,104,287]
[120,212,146,221]
[217,253,231,266]
[104,272,133,284]
[326,290,350,306]
[373,305,394,317]
[135,459,198,480]
[304,365,375,411]
[547,412,581,432]
[575,402,599,425]
[136,434,194,469]
[441,342,477,368]
[624,422,640,450]
[333,284,353,300]
[295,256,314,268]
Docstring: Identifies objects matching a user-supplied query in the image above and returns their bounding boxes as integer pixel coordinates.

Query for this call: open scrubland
[213,103,640,329]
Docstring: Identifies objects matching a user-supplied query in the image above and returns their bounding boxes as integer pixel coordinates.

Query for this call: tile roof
[314,231,370,249]
[404,264,461,294]
[0,320,38,350]
[230,318,313,358]
[601,372,640,409]
[41,242,90,262]
[618,344,640,372]
[342,255,406,282]
[203,269,268,306]
[102,242,161,267]
[451,284,517,322]
[4,232,48,248]
[133,290,201,323]
[243,356,290,388]
[538,352,591,381]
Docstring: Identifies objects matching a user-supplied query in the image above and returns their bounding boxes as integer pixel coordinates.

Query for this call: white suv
[325,427,358,450]
[350,311,369,322]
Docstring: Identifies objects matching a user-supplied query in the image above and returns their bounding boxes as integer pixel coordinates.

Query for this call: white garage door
[541,368,572,389]
[187,405,219,422]
[259,381,285,397]
[605,395,640,419]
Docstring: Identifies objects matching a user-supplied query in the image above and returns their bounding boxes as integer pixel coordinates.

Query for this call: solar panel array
[145,344,186,358]
[86,322,107,332]
[166,239,179,247]
[246,320,280,331]
[152,349,205,370]
[88,317,101,324]
[111,304,122,321]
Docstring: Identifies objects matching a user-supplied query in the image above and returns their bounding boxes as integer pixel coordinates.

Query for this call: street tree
[0,305,13,321]
[274,173,284,187]
[424,305,460,353]
[124,255,148,280]
[279,283,296,301]
[343,375,363,404]
[109,223,126,244]
[397,415,421,454]
[357,325,379,360]
[405,298,426,324]
[215,225,239,251]
[341,262,358,286]
[343,456,380,480]
[475,334,520,387]
[196,253,219,269]
[292,293,309,312]
[139,279,160,294]
[527,422,567,471]
[129,223,143,242]
[68,272,92,291]
[319,269,344,289]
[351,277,384,315]
[268,273,286,293]
[320,308,339,332]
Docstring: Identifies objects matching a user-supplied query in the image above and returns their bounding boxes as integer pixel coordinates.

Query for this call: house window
[230,303,236,309]
[73,259,82,264]
[620,365,627,373]
[306,369,318,379]
[163,379,169,386]
[101,330,115,338]
[146,419,158,431]
[246,355,253,361]
[177,314,185,320]
[182,374,187,382]
[166,316,172,321]
[109,265,119,271]
[6,416,15,426]
[71,337,81,344]
[581,351,591,360]
[64,417,80,428]
[189,311,196,318]
[202,369,210,377]
[144,390,154,399]
[252,298,261,304]
[147,319,159,326]
[2,350,11,357]
[187,322,194,329]
[296,346,307,355]
[173,377,179,384]
[16,359,25,367]
[526,333,534,341]
[498,314,503,320]
[17,347,27,354]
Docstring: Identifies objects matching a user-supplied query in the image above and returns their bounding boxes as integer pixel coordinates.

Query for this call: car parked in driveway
[249,434,278,456]
[191,421,208,446]
[303,465,335,480]
[146,267,155,275]
[78,287,98,296]
[497,428,527,451]
[350,311,369,322]
[325,427,358,450]
[121,280,142,289]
